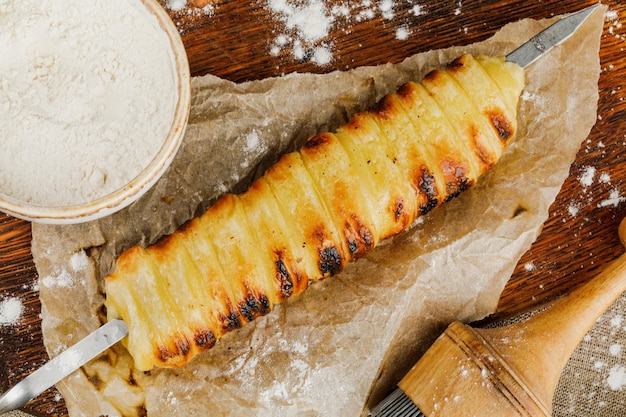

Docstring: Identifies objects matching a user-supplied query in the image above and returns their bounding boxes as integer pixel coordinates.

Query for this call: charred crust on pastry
[355,216,375,250]
[158,345,175,364]
[486,108,514,141]
[419,199,439,216]
[221,308,242,330]
[395,82,417,104]
[86,372,104,390]
[303,132,333,149]
[273,249,294,299]
[415,166,440,215]
[310,223,345,276]
[445,177,473,202]
[393,197,405,223]
[347,235,359,256]
[194,328,216,349]
[372,93,397,120]
[468,123,496,167]
[127,372,139,386]
[94,350,114,366]
[137,404,148,417]
[319,246,343,276]
[446,55,468,71]
[239,291,271,322]
[423,69,445,85]
[343,215,375,258]
[291,265,309,294]
[176,337,191,356]
[441,158,473,199]
[275,257,293,294]
[155,337,192,363]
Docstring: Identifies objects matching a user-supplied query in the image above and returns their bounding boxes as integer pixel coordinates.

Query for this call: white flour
[266,0,410,66]
[0,296,23,325]
[0,0,177,206]
[607,365,626,391]
[268,0,335,65]
[169,0,430,67]
[578,165,596,188]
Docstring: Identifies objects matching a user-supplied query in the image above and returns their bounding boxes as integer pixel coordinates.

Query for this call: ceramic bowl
[0,0,191,224]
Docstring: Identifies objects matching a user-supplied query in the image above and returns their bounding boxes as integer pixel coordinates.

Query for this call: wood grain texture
[1,1,623,415]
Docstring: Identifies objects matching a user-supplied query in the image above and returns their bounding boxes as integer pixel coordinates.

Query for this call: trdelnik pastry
[105,54,525,371]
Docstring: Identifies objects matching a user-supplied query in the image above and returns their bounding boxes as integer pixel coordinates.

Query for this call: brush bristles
[369,388,426,417]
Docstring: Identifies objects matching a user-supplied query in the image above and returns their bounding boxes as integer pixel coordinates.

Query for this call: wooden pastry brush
[370,217,626,417]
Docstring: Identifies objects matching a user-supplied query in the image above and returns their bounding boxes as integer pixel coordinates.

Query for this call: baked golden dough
[105,54,525,371]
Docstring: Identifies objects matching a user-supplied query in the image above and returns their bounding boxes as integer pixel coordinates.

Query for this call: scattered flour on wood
[605,9,624,39]
[412,5,426,16]
[379,0,395,19]
[567,202,580,217]
[0,297,24,325]
[396,25,411,40]
[166,0,188,10]
[166,1,444,67]
[524,262,536,272]
[598,189,626,208]
[454,0,463,15]
[265,0,428,66]
[267,0,336,65]
[566,162,624,219]
[579,166,596,188]
[23,279,39,292]
[599,172,611,183]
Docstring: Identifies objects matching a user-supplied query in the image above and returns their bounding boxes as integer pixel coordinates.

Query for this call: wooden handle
[398,219,626,416]
[478,250,626,414]
[398,321,550,416]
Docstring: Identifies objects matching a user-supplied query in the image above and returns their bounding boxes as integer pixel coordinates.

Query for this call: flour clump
[0,0,177,206]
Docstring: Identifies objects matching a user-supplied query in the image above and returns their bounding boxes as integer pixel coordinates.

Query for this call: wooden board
[1,1,625,415]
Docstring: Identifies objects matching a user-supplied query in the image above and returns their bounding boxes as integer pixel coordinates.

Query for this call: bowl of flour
[0,0,191,224]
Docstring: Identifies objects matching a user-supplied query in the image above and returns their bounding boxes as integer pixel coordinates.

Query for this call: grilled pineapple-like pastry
[105,54,525,371]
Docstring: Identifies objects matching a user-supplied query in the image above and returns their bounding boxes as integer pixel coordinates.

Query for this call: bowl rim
[0,0,192,224]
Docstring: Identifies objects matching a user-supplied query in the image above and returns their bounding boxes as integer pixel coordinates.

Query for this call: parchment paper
[30,8,604,417]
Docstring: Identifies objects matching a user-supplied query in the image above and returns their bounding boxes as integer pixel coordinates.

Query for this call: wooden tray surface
[1,1,625,415]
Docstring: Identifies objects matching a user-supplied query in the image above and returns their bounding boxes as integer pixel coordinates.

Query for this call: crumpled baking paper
[30,7,604,417]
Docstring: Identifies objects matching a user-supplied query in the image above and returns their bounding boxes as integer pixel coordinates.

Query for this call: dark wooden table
[2,1,625,415]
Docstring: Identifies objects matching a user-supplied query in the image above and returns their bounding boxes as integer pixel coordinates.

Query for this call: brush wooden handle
[398,220,626,416]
